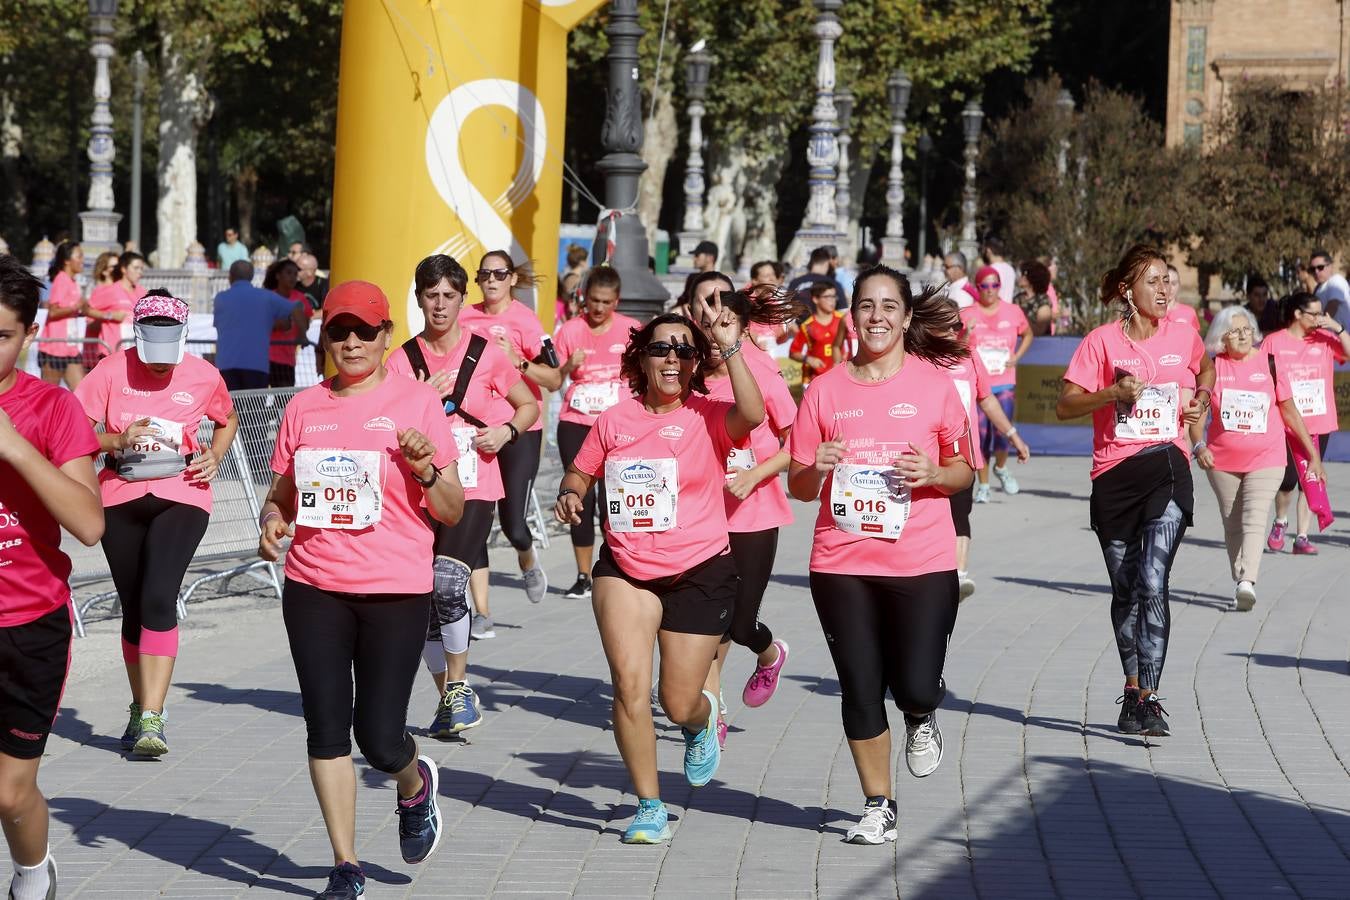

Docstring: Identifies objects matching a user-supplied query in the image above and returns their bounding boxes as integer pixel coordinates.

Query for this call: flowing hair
[619,313,711,397]
[1099,244,1167,310]
[851,264,968,366]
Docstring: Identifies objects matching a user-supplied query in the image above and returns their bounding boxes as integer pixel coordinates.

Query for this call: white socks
[10,849,53,900]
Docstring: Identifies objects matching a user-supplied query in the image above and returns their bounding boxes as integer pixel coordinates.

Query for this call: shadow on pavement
[1229,652,1349,675]
[994,575,1108,595]
[52,707,128,756]
[48,797,410,895]
[178,682,304,718]
[470,665,613,728]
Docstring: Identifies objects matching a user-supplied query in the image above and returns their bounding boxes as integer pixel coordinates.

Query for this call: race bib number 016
[126,416,185,455]
[605,458,677,532]
[294,448,384,530]
[570,381,620,416]
[1219,388,1270,434]
[1292,379,1326,418]
[830,462,910,538]
[452,427,478,488]
[1115,381,1179,442]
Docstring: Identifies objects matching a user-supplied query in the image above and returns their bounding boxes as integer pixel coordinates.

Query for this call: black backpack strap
[401,337,431,382]
[443,333,489,429]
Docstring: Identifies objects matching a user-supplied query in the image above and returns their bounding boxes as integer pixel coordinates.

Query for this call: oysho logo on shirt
[304,423,339,433]
[834,409,865,419]
[659,425,685,440]
[171,391,194,405]
[1159,354,1183,367]
[121,386,151,397]
[888,402,918,419]
[363,416,395,432]
[1111,358,1142,368]
[614,433,636,444]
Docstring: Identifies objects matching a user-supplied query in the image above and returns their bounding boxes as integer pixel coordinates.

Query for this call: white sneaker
[905,711,944,777]
[844,799,897,845]
[993,466,1020,495]
[1235,581,1257,612]
[973,483,991,504]
[522,566,548,604]
[958,571,976,603]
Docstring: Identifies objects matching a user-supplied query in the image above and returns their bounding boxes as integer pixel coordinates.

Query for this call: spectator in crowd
[562,244,590,283]
[943,252,972,308]
[692,240,719,273]
[1165,264,1201,329]
[1308,248,1350,332]
[1244,276,1281,335]
[749,260,785,288]
[216,228,250,268]
[1015,259,1055,336]
[557,271,581,325]
[212,261,306,390]
[789,281,846,386]
[980,235,1016,303]
[295,253,328,312]
[287,242,309,264]
[788,246,847,312]
[264,259,311,388]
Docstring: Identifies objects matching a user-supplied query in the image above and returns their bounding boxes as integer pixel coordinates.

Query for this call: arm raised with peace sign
[693,287,764,442]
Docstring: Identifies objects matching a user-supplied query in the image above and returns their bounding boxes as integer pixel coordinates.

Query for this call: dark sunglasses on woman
[476,268,512,282]
[643,341,700,360]
[324,321,384,342]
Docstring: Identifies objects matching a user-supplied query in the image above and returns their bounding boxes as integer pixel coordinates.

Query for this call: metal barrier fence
[22,335,323,389]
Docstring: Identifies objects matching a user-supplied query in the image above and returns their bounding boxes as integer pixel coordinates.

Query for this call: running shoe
[470,613,495,640]
[993,465,1020,495]
[1235,581,1257,612]
[522,566,548,604]
[716,710,728,750]
[621,798,671,844]
[1116,686,1142,734]
[973,483,991,504]
[1136,695,1170,737]
[7,854,57,900]
[440,681,483,733]
[742,639,789,708]
[904,711,943,777]
[682,690,721,787]
[958,572,976,603]
[563,574,593,600]
[844,797,898,845]
[1293,535,1318,556]
[120,701,142,752]
[315,862,365,899]
[397,755,442,864]
[132,711,168,757]
[1266,519,1287,551]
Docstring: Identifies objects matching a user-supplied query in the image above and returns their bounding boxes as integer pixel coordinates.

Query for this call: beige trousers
[1206,466,1285,584]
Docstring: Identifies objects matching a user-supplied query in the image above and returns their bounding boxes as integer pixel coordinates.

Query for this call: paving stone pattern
[34,457,1350,898]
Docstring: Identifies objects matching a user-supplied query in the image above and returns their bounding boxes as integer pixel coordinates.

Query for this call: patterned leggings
[1097,500,1186,692]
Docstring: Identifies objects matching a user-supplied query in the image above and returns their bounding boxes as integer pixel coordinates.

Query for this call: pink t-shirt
[385,332,522,503]
[573,394,738,580]
[788,358,968,577]
[1063,319,1203,479]
[941,353,993,470]
[40,271,84,357]
[268,290,311,367]
[961,302,1029,389]
[0,372,101,627]
[75,350,233,514]
[1261,328,1347,435]
[460,299,547,432]
[1167,302,1201,331]
[705,363,796,533]
[553,313,639,426]
[270,373,458,595]
[86,282,144,355]
[1206,351,1292,473]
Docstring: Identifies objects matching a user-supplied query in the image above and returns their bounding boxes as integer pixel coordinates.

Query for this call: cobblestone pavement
[34,457,1350,898]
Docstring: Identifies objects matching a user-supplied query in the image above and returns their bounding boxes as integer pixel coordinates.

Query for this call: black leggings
[428,499,496,642]
[723,529,777,654]
[557,420,605,547]
[282,580,428,772]
[809,570,959,741]
[102,494,209,650]
[1279,432,1331,493]
[494,429,542,553]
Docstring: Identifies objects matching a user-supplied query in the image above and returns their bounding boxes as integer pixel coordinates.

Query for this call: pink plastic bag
[1288,431,1334,532]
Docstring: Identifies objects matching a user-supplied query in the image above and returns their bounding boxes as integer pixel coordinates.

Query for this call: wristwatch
[506,423,520,444]
[558,487,580,501]
[518,358,530,373]
[412,465,440,488]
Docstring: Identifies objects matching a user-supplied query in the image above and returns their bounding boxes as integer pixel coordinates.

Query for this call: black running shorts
[593,543,737,635]
[0,606,73,759]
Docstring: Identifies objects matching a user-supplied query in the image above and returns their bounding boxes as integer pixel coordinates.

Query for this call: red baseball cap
[323,280,390,325]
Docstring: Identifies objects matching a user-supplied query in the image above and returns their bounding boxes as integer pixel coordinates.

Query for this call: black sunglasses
[476,267,512,282]
[1309,263,1329,273]
[324,321,384,342]
[643,341,699,360]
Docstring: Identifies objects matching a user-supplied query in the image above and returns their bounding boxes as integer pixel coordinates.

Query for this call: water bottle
[540,334,559,367]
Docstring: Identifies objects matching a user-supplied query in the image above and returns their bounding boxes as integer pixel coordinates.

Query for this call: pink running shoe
[1266,520,1287,552]
[742,640,789,708]
[1293,535,1318,555]
[716,711,728,750]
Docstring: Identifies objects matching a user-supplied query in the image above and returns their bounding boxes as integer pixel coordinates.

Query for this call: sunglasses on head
[643,341,700,360]
[324,321,384,342]
[977,281,1001,290]
[476,267,512,282]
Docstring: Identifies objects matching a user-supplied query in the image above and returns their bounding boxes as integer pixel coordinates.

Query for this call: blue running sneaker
[441,681,483,733]
[315,861,365,898]
[120,701,141,752]
[681,689,721,787]
[621,798,671,844]
[397,755,442,864]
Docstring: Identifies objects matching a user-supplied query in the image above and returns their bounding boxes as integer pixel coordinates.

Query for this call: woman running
[961,265,1033,501]
[258,280,464,899]
[386,254,538,738]
[940,295,1030,601]
[0,255,103,900]
[553,296,764,844]
[692,281,802,746]
[85,250,146,366]
[38,240,87,389]
[1262,291,1350,555]
[1191,306,1323,610]
[533,265,638,600]
[1057,245,1213,738]
[788,264,973,846]
[74,291,237,757]
[460,250,556,634]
